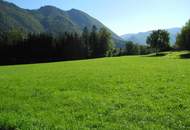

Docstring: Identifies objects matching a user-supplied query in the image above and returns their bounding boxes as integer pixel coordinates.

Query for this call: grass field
[0,51,190,130]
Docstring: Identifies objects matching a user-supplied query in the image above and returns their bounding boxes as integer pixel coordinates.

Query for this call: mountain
[121,27,181,45]
[0,0,123,46]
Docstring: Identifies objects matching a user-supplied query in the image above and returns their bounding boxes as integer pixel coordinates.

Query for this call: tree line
[0,26,114,65]
[121,19,190,56]
[176,20,190,50]
[0,19,190,65]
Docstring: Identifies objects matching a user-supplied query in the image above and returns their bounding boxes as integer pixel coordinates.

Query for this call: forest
[0,26,114,65]
[1,19,190,65]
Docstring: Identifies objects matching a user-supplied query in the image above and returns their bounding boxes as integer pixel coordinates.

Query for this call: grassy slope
[0,52,190,130]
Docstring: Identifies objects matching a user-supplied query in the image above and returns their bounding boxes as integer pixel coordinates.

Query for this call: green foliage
[98,27,113,57]
[89,25,98,57]
[146,30,170,54]
[0,52,190,129]
[88,26,113,57]
[121,41,151,56]
[0,0,122,45]
[0,26,114,65]
[82,27,90,58]
[121,28,181,45]
[176,19,190,50]
[125,41,139,55]
[138,45,152,55]
[0,1,44,32]
[5,29,24,45]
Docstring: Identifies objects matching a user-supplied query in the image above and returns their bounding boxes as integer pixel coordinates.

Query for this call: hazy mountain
[121,27,181,45]
[0,0,123,46]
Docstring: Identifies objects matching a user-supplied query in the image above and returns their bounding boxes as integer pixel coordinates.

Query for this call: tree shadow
[180,53,190,59]
[145,53,168,57]
[0,125,16,130]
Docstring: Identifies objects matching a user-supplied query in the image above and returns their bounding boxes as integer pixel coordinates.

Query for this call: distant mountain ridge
[0,0,123,46]
[121,27,181,45]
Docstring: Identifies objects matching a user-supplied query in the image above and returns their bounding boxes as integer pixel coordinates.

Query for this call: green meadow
[0,51,190,130]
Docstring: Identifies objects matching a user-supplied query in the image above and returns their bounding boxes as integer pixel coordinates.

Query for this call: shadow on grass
[146,53,168,57]
[180,53,190,59]
[0,125,16,130]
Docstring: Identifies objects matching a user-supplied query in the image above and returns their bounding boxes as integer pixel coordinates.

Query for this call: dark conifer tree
[82,27,90,58]
[89,25,98,57]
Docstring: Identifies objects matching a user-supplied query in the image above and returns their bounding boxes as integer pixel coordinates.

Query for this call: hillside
[121,27,181,45]
[0,0,123,45]
[0,51,190,129]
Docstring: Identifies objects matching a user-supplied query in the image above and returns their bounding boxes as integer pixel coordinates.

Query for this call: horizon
[5,0,190,35]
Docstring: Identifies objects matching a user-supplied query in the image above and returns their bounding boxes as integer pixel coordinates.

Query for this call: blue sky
[6,0,190,35]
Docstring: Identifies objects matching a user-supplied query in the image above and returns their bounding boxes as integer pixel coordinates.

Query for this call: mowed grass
[0,52,190,130]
